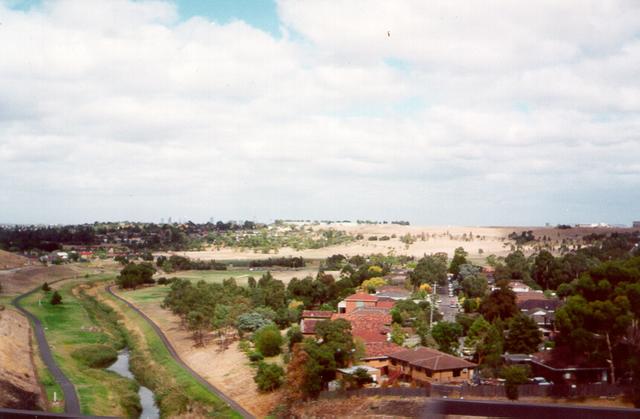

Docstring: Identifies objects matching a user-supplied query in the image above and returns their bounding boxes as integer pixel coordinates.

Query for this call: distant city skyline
[1,1,639,226]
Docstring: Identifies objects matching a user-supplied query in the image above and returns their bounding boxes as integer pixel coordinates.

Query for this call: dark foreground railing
[423,399,640,419]
[0,407,116,419]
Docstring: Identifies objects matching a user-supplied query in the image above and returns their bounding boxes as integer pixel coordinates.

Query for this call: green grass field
[102,288,242,418]
[122,268,269,305]
[166,268,266,284]
[20,277,140,416]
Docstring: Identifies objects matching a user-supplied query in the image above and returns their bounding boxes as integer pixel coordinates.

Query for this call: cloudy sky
[1,0,639,226]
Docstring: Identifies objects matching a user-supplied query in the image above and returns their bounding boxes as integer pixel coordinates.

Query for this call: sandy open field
[170,224,636,263]
[115,289,282,418]
[0,250,32,270]
[0,308,44,410]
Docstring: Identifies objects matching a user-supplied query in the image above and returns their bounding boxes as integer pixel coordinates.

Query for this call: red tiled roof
[362,341,405,358]
[333,308,392,343]
[345,292,379,302]
[301,310,333,319]
[516,292,549,303]
[389,347,476,371]
[376,300,396,309]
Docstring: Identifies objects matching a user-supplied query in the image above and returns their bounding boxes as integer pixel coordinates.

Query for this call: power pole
[430,282,437,327]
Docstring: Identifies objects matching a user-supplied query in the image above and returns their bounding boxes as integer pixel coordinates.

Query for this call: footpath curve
[106,285,254,419]
[12,281,82,415]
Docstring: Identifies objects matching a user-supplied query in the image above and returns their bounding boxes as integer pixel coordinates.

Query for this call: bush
[254,362,284,392]
[500,365,530,400]
[249,351,264,362]
[71,344,118,368]
[254,324,283,357]
[42,282,51,291]
[50,291,63,305]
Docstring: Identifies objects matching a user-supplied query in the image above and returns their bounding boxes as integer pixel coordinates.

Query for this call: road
[437,289,459,322]
[12,281,82,416]
[106,286,254,419]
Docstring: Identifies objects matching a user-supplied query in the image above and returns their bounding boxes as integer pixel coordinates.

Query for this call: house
[518,298,561,335]
[300,310,333,336]
[503,353,609,384]
[338,292,379,314]
[388,347,476,385]
[337,292,400,314]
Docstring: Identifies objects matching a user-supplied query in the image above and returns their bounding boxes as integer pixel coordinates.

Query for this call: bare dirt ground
[172,225,636,263]
[0,265,80,295]
[113,290,282,418]
[0,250,32,270]
[291,396,436,418]
[0,308,44,410]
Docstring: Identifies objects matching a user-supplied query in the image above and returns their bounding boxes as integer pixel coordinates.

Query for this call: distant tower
[168,217,172,224]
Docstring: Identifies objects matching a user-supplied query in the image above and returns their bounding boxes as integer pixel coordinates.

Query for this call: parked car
[530,377,553,385]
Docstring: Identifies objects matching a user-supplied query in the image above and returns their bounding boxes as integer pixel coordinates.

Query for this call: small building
[503,353,609,384]
[388,347,476,385]
[300,310,333,336]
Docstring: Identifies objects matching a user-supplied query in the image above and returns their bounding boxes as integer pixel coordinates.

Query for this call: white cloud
[0,0,639,225]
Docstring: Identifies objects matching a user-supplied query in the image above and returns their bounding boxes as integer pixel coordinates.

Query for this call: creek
[107,349,160,419]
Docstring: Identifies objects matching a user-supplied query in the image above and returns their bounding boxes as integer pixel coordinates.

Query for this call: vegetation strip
[12,280,81,415]
[106,285,254,419]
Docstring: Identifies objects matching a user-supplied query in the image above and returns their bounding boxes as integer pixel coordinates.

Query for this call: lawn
[19,276,140,416]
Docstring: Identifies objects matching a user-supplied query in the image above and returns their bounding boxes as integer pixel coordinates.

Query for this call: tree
[286,325,303,350]
[410,254,448,289]
[390,323,405,345]
[360,277,387,293]
[116,262,156,289]
[464,316,491,357]
[187,310,210,346]
[286,343,312,401]
[254,362,284,392]
[461,274,488,298]
[500,365,530,400]
[479,281,517,321]
[505,314,542,354]
[254,324,283,357]
[449,247,468,276]
[50,291,63,305]
[42,282,51,292]
[431,321,463,354]
[344,368,373,389]
[532,250,555,290]
[236,311,272,333]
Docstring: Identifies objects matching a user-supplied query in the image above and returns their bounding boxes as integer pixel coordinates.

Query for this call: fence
[319,387,427,400]
[320,383,627,401]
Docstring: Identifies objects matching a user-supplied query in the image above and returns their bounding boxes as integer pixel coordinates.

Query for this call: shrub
[254,324,283,357]
[71,344,118,368]
[254,362,284,392]
[50,291,63,305]
[42,282,51,291]
[249,351,264,362]
[500,365,530,400]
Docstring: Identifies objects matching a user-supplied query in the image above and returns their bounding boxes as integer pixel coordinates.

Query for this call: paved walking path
[12,281,81,415]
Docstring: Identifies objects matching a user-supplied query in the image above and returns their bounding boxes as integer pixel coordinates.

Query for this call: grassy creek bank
[20,276,140,416]
[89,282,241,418]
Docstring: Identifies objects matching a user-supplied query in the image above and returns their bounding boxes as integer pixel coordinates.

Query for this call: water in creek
[107,349,160,419]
